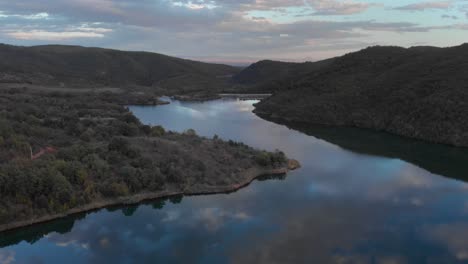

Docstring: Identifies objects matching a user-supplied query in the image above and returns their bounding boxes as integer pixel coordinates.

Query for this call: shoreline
[170,93,272,102]
[253,109,468,149]
[0,165,296,234]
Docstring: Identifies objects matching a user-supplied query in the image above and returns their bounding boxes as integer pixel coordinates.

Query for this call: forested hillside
[0,44,239,94]
[254,44,468,147]
[0,88,289,230]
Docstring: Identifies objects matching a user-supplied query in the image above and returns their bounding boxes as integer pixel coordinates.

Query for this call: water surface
[2,98,468,264]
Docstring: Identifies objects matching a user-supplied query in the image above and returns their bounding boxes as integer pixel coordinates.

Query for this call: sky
[0,0,467,65]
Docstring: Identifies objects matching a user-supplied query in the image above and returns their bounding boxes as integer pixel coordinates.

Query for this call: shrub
[255,150,286,166]
[108,137,129,152]
[184,129,197,136]
[150,125,165,137]
[110,182,130,197]
[255,151,271,166]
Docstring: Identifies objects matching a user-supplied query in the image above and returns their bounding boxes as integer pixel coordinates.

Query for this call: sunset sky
[0,0,467,64]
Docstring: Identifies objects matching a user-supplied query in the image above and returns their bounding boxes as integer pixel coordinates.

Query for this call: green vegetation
[254,150,287,167]
[0,44,239,96]
[0,88,287,228]
[253,44,468,147]
[229,58,335,93]
[150,126,165,137]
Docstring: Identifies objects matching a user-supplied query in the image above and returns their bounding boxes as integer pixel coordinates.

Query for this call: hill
[254,44,468,147]
[232,60,302,85]
[0,44,239,94]
[231,58,335,93]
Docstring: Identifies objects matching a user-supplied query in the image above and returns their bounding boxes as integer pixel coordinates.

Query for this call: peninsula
[0,88,299,232]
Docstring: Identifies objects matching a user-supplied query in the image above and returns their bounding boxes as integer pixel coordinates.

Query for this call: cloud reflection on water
[4,99,468,263]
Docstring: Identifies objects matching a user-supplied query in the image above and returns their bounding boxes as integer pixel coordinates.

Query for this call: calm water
[2,98,468,264]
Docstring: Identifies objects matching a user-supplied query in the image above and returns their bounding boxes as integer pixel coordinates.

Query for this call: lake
[2,98,468,263]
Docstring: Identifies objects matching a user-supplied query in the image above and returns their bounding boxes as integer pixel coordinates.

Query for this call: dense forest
[0,88,288,229]
[253,44,468,147]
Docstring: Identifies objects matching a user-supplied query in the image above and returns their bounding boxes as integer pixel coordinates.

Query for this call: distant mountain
[0,44,239,93]
[254,44,468,147]
[233,60,302,85]
[231,58,335,92]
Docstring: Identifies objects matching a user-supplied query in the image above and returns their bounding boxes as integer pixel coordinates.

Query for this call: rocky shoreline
[0,161,300,233]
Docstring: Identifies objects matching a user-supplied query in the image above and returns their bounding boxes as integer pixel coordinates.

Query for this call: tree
[150,126,165,137]
[184,129,197,136]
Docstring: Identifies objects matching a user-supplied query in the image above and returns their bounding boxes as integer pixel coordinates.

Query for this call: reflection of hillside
[0,198,168,248]
[0,213,85,248]
[266,118,468,182]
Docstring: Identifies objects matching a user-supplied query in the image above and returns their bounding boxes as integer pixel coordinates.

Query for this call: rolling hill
[0,44,239,94]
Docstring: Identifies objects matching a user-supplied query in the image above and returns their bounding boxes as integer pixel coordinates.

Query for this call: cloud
[161,210,181,222]
[425,223,468,261]
[308,0,374,15]
[0,11,50,20]
[441,14,458,19]
[0,0,466,62]
[394,1,453,11]
[173,1,218,10]
[5,25,112,40]
[0,0,375,31]
[0,250,15,264]
[462,3,468,18]
[425,23,468,31]
[0,0,227,28]
[194,207,251,231]
[233,0,373,15]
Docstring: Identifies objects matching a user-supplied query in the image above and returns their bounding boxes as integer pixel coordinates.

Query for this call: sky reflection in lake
[2,98,468,263]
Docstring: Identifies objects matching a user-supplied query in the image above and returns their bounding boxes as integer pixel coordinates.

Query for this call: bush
[110,182,130,197]
[271,150,287,164]
[108,137,129,152]
[255,151,271,166]
[150,125,165,137]
[184,129,197,136]
[255,150,286,166]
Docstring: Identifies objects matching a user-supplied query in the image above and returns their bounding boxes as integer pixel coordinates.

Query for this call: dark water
[2,98,468,264]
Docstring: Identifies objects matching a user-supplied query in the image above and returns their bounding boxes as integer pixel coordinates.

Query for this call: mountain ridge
[0,43,239,94]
